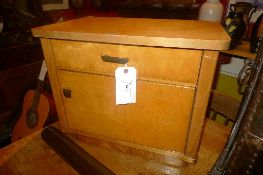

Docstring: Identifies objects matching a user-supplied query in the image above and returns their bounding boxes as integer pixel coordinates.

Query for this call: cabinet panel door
[58,70,195,152]
[51,40,202,85]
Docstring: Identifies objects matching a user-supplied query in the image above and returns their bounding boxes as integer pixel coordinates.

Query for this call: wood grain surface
[0,120,230,175]
[220,41,256,60]
[0,131,78,175]
[51,39,202,85]
[184,51,219,159]
[34,17,229,164]
[32,17,230,50]
[40,39,69,129]
[58,70,195,152]
[39,38,219,163]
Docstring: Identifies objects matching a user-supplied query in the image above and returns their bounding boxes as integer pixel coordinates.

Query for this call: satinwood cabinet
[32,17,230,164]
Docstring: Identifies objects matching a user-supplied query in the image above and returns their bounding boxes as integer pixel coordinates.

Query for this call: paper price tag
[115,67,136,105]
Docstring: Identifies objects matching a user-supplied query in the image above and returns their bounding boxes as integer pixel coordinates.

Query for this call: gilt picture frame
[42,0,69,11]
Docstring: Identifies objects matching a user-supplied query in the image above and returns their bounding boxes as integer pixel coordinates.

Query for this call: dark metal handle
[101,55,128,64]
[63,89,72,98]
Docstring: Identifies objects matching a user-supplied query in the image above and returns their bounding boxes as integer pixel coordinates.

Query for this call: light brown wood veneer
[33,17,230,164]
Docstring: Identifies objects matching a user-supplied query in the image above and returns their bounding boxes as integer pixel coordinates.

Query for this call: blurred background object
[198,0,224,22]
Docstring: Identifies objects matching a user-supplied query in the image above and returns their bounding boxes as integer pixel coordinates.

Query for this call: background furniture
[207,41,256,126]
[208,90,240,125]
[0,0,46,147]
[0,46,43,148]
[210,38,263,175]
[0,45,43,118]
[0,62,41,124]
[220,41,256,60]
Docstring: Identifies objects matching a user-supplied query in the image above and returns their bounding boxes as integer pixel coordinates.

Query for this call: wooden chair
[208,90,240,125]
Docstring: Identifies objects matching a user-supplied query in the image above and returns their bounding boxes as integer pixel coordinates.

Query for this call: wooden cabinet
[32,17,230,164]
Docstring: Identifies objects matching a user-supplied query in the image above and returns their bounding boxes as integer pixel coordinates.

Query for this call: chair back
[210,42,263,174]
[209,90,240,125]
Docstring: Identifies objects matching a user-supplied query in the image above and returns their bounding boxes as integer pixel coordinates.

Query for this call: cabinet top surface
[32,16,230,50]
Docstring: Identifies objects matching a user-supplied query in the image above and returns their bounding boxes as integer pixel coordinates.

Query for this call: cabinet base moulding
[65,128,196,166]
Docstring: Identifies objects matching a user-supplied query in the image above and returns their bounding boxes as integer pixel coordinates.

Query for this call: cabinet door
[58,70,195,152]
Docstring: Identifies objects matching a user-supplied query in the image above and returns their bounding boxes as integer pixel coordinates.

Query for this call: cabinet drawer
[51,40,202,84]
[58,70,195,152]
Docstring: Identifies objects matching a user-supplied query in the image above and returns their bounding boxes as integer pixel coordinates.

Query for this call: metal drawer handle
[101,55,128,64]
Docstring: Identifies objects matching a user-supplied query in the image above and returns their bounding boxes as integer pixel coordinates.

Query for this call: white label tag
[115,67,136,105]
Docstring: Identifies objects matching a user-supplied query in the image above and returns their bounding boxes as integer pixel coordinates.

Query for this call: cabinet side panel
[184,51,219,159]
[40,38,68,129]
